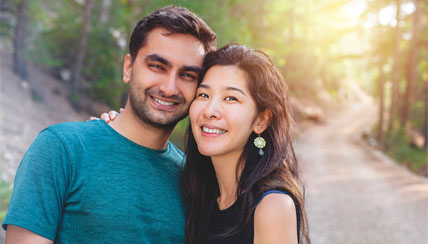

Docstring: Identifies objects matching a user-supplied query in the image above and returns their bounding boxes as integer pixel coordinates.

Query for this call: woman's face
[189,65,260,158]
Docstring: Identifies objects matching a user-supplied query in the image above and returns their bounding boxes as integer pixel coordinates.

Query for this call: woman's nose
[203,99,222,119]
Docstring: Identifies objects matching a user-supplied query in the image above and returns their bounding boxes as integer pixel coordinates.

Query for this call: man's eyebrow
[145,54,171,68]
[181,66,201,74]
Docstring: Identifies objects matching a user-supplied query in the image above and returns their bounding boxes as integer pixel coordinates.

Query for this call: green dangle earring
[254,134,266,156]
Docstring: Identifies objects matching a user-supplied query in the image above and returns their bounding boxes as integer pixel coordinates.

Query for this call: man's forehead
[141,28,205,66]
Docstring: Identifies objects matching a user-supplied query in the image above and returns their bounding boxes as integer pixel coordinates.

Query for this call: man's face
[123,27,205,129]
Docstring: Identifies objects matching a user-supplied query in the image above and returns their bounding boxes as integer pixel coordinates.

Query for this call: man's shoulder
[42,120,106,143]
[46,120,104,135]
[47,120,102,131]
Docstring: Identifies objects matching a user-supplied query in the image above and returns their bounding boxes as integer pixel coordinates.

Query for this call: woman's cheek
[189,101,201,123]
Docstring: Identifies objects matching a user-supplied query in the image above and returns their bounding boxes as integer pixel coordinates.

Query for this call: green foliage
[0,154,12,222]
[170,117,190,151]
[386,126,428,174]
[28,1,81,69]
[85,28,126,108]
[0,179,13,222]
[3,0,426,167]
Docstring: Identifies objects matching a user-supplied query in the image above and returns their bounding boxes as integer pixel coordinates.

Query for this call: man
[3,6,216,244]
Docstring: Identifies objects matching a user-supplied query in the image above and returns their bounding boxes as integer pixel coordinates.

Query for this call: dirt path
[296,102,428,244]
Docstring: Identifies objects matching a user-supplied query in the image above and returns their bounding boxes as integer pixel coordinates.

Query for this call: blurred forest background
[0,0,427,231]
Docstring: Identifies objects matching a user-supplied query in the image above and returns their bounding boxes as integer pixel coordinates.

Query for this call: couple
[3,6,309,244]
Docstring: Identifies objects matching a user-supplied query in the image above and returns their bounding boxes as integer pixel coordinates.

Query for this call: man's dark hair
[129,6,217,61]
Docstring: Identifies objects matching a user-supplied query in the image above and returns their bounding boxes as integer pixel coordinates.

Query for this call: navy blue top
[206,190,300,244]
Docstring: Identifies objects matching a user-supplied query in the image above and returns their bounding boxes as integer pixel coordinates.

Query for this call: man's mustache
[145,89,185,103]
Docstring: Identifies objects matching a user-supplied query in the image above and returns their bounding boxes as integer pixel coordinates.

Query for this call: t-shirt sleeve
[2,128,71,241]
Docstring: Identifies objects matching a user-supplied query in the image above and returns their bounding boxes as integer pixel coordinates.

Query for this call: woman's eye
[197,93,209,98]
[225,96,237,101]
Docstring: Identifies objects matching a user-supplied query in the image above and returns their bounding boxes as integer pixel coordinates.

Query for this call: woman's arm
[253,193,298,244]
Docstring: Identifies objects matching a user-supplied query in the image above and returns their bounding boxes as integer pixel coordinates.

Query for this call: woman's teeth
[153,97,175,106]
[202,127,227,134]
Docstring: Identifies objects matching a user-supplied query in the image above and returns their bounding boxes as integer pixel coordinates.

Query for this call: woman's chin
[197,146,221,157]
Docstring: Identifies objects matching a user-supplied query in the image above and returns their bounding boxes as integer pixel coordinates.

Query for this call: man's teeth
[202,127,227,134]
[153,97,175,106]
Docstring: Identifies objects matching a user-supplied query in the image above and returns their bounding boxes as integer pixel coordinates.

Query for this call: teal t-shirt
[3,120,186,243]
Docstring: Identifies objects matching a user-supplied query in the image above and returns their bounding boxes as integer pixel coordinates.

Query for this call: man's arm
[6,225,53,244]
[3,128,71,242]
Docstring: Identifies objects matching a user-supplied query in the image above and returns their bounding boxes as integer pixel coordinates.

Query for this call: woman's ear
[123,53,132,84]
[253,109,272,134]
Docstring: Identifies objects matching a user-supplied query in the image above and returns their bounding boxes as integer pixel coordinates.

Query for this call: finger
[119,108,124,113]
[108,111,119,120]
[89,117,100,121]
[100,113,111,123]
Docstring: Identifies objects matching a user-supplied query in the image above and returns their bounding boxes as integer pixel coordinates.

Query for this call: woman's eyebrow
[198,84,210,89]
[198,84,246,96]
[226,86,246,96]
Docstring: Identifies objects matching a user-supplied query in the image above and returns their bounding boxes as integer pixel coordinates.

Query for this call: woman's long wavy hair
[182,44,310,244]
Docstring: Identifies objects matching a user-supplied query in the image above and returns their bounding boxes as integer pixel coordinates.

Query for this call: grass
[385,127,428,176]
[0,180,12,223]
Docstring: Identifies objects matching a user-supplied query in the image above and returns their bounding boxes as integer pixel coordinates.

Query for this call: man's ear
[253,109,272,134]
[123,53,132,84]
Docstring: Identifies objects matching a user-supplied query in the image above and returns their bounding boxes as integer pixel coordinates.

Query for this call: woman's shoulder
[253,191,298,243]
[255,191,296,220]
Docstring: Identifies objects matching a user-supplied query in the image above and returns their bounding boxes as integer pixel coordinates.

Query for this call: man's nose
[159,73,179,97]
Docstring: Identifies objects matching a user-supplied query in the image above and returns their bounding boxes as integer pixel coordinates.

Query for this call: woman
[100,44,309,244]
[182,44,309,244]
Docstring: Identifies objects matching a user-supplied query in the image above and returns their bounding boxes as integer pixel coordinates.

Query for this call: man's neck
[109,107,173,150]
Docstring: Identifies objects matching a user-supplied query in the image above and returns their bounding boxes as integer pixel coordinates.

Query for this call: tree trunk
[388,0,402,131]
[401,0,420,127]
[13,0,29,80]
[99,0,111,25]
[378,62,386,142]
[71,0,93,109]
[424,80,428,149]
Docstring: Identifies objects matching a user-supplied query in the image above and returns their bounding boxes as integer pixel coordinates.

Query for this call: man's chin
[136,112,186,130]
[130,99,187,129]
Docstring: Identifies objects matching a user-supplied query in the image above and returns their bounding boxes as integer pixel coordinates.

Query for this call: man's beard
[128,81,188,131]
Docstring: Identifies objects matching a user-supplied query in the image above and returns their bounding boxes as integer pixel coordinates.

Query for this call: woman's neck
[211,151,243,210]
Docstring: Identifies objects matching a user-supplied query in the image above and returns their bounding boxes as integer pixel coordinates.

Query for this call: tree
[424,80,428,149]
[13,0,29,80]
[71,0,94,109]
[388,0,402,131]
[377,62,386,142]
[401,0,421,127]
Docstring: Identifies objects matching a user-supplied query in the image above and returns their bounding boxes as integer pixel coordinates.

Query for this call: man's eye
[149,64,164,70]
[225,96,237,101]
[182,73,197,80]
